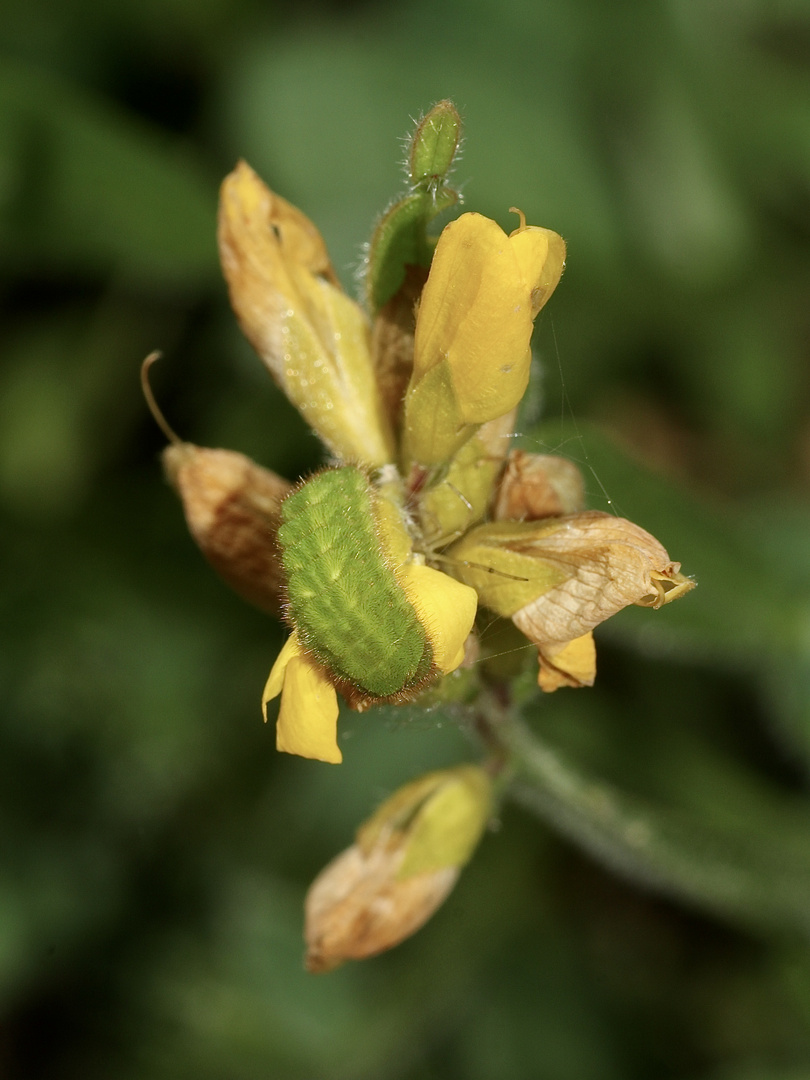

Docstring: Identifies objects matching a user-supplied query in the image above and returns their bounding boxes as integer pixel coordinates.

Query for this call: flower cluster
[162,101,692,767]
[154,102,693,967]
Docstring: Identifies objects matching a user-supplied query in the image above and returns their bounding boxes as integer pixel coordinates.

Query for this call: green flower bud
[408,100,462,190]
[364,102,462,313]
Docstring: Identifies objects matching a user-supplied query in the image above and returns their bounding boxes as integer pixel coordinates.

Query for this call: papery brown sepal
[493,450,585,521]
[164,444,291,614]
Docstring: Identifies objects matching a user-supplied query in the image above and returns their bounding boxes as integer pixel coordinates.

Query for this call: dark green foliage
[2,1,810,1078]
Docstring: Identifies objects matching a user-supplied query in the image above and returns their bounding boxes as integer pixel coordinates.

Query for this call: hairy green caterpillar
[278,467,435,702]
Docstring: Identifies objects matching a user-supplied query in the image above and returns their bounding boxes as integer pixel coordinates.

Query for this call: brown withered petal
[536,632,596,692]
[304,841,458,973]
[509,511,695,646]
[163,444,291,615]
[493,450,586,521]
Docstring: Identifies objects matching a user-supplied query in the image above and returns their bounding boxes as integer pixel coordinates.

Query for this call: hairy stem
[476,695,810,938]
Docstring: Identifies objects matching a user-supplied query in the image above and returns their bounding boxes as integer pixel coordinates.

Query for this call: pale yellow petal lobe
[262,631,303,718]
[536,633,596,692]
[400,564,478,673]
[403,211,565,467]
[275,655,342,763]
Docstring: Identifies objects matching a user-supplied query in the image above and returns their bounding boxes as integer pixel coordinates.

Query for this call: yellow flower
[401,210,566,467]
[159,119,693,762]
[263,559,477,764]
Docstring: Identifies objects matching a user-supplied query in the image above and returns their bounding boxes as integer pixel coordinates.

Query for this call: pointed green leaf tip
[409,100,462,190]
[279,467,433,699]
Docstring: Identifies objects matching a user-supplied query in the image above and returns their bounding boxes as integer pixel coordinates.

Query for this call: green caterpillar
[278,466,433,700]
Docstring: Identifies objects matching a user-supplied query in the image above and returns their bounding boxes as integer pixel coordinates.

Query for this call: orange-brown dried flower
[163,444,291,615]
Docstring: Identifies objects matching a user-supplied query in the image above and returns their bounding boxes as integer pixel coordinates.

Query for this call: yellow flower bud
[401,211,565,467]
[218,161,396,467]
[418,409,517,545]
[304,766,492,971]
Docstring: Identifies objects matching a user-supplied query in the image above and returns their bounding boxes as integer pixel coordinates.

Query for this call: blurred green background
[3,0,810,1076]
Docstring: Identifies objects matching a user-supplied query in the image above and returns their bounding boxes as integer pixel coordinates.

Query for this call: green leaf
[364,187,458,312]
[503,714,810,937]
[364,101,461,312]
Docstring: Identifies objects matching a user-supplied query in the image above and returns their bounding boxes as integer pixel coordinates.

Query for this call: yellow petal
[399,564,478,673]
[508,218,567,318]
[220,160,338,281]
[402,212,565,467]
[412,213,535,420]
[263,632,342,763]
[536,633,596,692]
[262,631,303,715]
[276,655,341,764]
